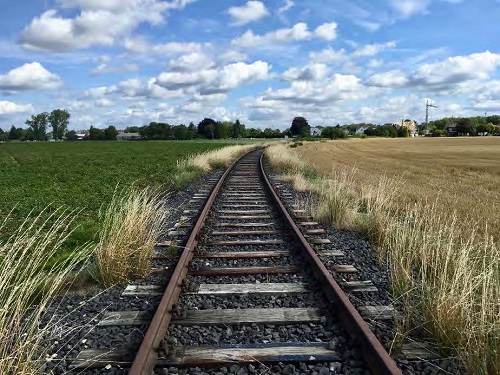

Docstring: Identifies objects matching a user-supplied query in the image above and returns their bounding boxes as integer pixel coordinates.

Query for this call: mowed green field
[0,141,234,250]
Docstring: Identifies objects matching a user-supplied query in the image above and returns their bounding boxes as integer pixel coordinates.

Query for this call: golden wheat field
[297,137,500,237]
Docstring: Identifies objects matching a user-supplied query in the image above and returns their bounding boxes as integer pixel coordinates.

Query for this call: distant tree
[88,125,104,140]
[104,125,119,140]
[197,118,217,139]
[0,128,7,142]
[124,126,141,133]
[174,124,188,140]
[456,118,475,135]
[433,129,445,137]
[215,122,230,139]
[25,112,49,141]
[48,109,70,140]
[245,128,264,138]
[322,126,346,139]
[65,130,79,141]
[397,126,410,137]
[232,119,244,138]
[290,117,310,137]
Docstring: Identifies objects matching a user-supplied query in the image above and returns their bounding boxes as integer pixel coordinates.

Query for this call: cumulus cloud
[154,60,270,94]
[19,0,196,51]
[262,73,376,106]
[282,64,329,81]
[352,41,396,58]
[227,1,269,26]
[367,51,500,91]
[0,62,62,92]
[168,52,215,72]
[232,22,337,48]
[0,101,33,115]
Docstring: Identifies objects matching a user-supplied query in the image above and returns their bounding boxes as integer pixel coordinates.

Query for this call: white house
[117,132,141,140]
[355,126,367,135]
[311,127,322,137]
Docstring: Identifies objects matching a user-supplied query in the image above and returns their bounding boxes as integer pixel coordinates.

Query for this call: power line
[425,100,437,129]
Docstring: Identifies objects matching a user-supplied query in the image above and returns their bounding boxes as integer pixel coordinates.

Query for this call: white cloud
[0,62,62,92]
[123,38,206,55]
[0,101,33,115]
[309,48,347,63]
[282,64,329,81]
[227,1,269,26]
[20,0,196,51]
[389,0,431,18]
[278,0,294,14]
[232,22,337,48]
[168,52,215,72]
[366,70,408,87]
[205,60,270,94]
[91,62,139,75]
[352,41,396,58]
[367,52,500,91]
[263,73,376,106]
[314,23,338,41]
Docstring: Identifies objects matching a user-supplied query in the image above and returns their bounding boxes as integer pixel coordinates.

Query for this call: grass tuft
[0,208,92,374]
[95,187,169,287]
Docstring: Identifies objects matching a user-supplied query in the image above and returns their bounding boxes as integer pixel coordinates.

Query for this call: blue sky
[0,0,499,130]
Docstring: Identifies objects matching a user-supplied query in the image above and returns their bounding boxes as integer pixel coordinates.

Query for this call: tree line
[2,111,500,142]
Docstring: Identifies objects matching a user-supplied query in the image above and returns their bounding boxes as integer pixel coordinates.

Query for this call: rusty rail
[258,153,402,375]
[129,149,401,375]
[128,152,249,375]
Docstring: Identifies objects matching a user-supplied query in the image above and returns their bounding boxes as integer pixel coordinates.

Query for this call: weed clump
[95,187,169,287]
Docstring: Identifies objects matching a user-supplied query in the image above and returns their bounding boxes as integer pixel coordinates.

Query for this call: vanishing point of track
[75,148,402,375]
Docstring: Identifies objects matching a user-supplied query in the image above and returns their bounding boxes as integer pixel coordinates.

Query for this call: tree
[322,126,346,139]
[48,109,70,140]
[88,125,104,140]
[174,124,188,140]
[232,119,244,138]
[215,122,229,139]
[65,130,79,141]
[197,118,217,139]
[456,118,475,135]
[290,117,310,137]
[8,126,25,140]
[25,112,49,141]
[397,126,410,137]
[104,125,119,140]
[124,126,141,133]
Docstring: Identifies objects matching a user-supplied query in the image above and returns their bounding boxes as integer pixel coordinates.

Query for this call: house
[75,133,86,140]
[446,126,458,136]
[310,127,322,137]
[117,132,141,140]
[356,126,367,135]
[392,120,417,137]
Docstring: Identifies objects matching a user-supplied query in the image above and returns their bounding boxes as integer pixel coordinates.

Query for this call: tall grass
[0,208,92,374]
[95,187,169,287]
[177,143,262,173]
[265,143,500,374]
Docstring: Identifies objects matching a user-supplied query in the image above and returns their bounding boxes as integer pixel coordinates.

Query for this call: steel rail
[129,151,252,375]
[258,153,402,375]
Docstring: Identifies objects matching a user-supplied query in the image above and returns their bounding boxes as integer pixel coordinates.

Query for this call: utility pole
[425,100,437,130]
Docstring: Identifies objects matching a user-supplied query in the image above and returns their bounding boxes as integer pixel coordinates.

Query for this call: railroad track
[72,149,402,375]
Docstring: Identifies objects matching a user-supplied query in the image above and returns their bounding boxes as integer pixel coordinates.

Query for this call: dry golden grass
[297,137,500,238]
[266,140,500,374]
[95,187,169,287]
[0,208,92,373]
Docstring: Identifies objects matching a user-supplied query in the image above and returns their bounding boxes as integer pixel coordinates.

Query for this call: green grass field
[0,141,236,254]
